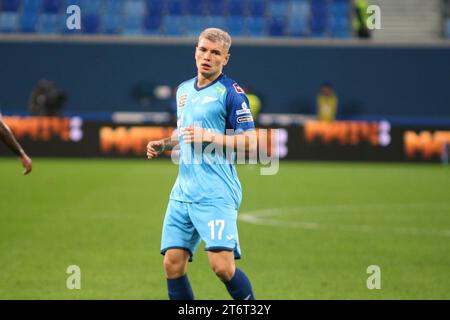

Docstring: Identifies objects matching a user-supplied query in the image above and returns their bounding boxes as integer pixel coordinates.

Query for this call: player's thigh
[161,200,201,258]
[188,202,239,252]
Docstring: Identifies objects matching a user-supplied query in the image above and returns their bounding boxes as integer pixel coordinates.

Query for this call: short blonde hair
[199,28,232,52]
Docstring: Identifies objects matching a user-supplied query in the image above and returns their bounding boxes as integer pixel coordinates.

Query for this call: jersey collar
[194,73,224,92]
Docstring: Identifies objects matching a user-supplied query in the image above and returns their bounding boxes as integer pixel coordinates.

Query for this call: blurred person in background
[316,82,339,122]
[353,0,371,39]
[28,79,67,116]
[0,110,32,175]
[243,86,262,124]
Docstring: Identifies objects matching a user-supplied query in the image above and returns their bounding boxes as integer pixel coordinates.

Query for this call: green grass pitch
[1,158,449,299]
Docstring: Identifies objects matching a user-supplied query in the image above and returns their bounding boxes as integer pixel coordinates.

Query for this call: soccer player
[0,113,32,175]
[147,28,256,300]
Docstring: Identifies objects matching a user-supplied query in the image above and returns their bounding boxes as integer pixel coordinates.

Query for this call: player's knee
[211,264,235,282]
[163,254,186,278]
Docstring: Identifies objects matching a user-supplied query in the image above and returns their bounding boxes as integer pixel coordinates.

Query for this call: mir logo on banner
[66,5,81,30]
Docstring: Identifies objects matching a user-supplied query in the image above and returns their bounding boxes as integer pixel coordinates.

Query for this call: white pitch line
[239,203,450,237]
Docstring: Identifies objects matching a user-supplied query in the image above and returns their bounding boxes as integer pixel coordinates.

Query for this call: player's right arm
[0,118,33,175]
[146,130,179,159]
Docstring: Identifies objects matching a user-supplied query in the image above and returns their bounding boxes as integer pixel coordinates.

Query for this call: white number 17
[208,219,225,240]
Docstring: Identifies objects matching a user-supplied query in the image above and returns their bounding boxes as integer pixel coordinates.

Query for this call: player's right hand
[147,140,164,159]
[20,153,32,175]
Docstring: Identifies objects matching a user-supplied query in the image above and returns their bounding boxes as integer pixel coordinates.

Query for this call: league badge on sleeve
[178,94,188,109]
[233,83,245,94]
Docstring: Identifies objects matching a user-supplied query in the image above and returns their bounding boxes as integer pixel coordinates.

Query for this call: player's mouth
[201,63,212,70]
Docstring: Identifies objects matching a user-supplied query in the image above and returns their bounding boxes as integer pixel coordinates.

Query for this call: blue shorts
[161,199,241,261]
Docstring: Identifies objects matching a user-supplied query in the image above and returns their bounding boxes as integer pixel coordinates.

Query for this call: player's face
[195,38,230,80]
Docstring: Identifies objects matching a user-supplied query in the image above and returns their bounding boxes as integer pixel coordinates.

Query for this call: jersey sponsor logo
[236,102,251,115]
[201,96,218,104]
[191,97,200,103]
[233,83,245,94]
[178,94,188,108]
[237,115,254,123]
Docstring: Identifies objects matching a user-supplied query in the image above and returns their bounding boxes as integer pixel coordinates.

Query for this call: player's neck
[197,73,221,88]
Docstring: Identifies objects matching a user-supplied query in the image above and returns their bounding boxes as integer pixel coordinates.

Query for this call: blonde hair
[199,28,232,52]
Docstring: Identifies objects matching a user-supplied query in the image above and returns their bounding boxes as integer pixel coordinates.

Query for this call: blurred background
[0,0,450,300]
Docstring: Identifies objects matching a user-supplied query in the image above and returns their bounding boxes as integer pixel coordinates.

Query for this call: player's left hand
[181,126,214,144]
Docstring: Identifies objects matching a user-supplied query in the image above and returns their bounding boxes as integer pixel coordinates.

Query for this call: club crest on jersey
[233,83,245,94]
[178,94,188,108]
[236,101,251,115]
[237,115,253,123]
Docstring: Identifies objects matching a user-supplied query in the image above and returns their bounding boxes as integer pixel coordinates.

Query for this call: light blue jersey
[169,74,255,210]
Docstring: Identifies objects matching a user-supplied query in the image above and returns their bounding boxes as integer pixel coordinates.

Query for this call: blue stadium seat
[64,0,81,7]
[124,0,146,16]
[227,0,247,16]
[101,13,121,34]
[83,13,100,33]
[310,15,327,37]
[38,13,63,34]
[23,0,41,13]
[0,12,19,32]
[167,0,185,15]
[20,12,38,32]
[1,0,20,12]
[122,13,144,35]
[330,16,349,38]
[287,15,309,37]
[227,15,246,36]
[104,0,122,15]
[268,16,286,36]
[144,12,162,34]
[248,0,266,17]
[204,15,226,30]
[42,0,62,14]
[246,16,266,37]
[269,0,289,19]
[446,18,450,38]
[81,0,102,14]
[206,0,224,16]
[163,14,186,36]
[146,0,165,16]
[186,0,204,15]
[185,14,202,36]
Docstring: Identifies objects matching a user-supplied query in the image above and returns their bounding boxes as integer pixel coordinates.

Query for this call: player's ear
[223,52,230,67]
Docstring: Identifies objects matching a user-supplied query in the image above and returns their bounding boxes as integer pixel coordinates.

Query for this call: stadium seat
[20,11,38,32]
[206,0,224,16]
[144,12,162,35]
[23,0,41,13]
[0,12,19,32]
[101,13,121,34]
[167,0,185,15]
[122,13,144,35]
[268,0,289,19]
[1,0,20,12]
[185,14,204,36]
[268,16,286,36]
[124,0,146,16]
[42,0,62,14]
[204,15,226,31]
[330,16,350,38]
[227,15,246,36]
[38,13,63,34]
[186,0,204,15]
[104,0,122,15]
[82,13,100,34]
[146,0,165,16]
[246,16,266,37]
[248,0,266,17]
[287,15,309,37]
[80,0,102,14]
[163,14,186,36]
[227,0,247,16]
[446,18,450,38]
